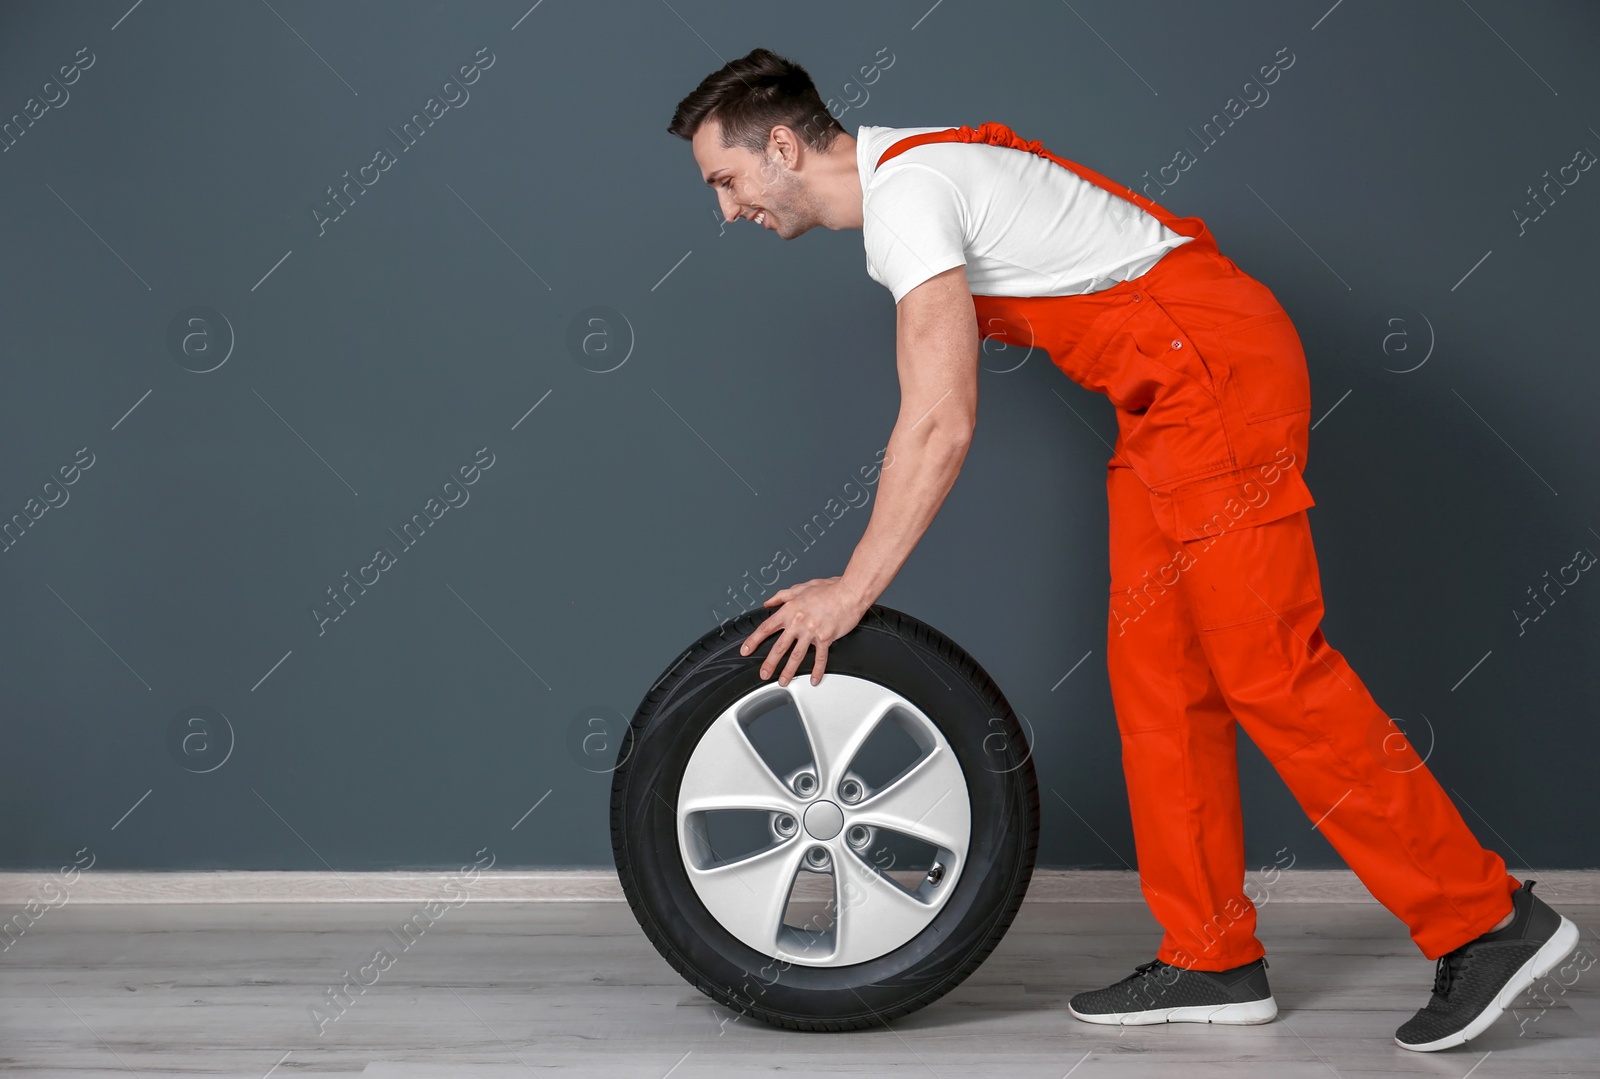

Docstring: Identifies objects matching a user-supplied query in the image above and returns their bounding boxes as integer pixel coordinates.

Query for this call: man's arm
[838,264,979,609]
[739,264,979,685]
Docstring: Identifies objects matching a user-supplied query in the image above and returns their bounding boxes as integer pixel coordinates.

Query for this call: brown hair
[667,48,846,155]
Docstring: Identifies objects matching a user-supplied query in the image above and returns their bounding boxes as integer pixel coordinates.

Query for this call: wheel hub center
[802,800,844,840]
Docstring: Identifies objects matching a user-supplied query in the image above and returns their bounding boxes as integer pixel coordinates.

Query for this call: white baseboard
[1,868,1596,906]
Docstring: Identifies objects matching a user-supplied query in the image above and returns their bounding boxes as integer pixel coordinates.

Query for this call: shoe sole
[1395,915,1581,1053]
[1068,996,1278,1026]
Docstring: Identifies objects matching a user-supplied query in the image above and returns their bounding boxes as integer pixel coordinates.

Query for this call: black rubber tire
[610,604,1039,1031]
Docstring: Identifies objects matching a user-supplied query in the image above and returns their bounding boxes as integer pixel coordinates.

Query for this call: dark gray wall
[2,0,1596,874]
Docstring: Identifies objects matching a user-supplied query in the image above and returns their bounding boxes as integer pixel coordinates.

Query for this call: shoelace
[1116,956,1266,990]
[1122,959,1168,984]
[1432,947,1474,999]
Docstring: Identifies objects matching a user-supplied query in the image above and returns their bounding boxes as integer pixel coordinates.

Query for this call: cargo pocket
[1216,309,1311,423]
[1164,456,1317,544]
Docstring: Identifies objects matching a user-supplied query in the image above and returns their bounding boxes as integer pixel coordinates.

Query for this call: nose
[715,189,739,223]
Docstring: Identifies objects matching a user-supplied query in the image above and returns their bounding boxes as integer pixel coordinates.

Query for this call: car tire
[610,604,1039,1031]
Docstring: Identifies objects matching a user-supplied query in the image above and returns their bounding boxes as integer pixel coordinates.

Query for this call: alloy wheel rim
[675,674,971,967]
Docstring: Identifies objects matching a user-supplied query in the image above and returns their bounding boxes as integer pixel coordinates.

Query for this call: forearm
[838,418,971,613]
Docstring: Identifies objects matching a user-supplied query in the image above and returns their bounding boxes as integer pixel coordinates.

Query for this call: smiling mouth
[753,209,769,228]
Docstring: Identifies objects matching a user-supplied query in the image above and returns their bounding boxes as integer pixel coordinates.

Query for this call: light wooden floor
[2,899,1596,1077]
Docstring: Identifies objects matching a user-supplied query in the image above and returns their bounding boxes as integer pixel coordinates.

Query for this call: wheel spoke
[683,838,806,952]
[678,712,797,815]
[831,847,942,965]
[849,745,970,857]
[786,677,901,795]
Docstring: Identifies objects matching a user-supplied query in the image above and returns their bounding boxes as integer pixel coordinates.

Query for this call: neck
[813,132,864,230]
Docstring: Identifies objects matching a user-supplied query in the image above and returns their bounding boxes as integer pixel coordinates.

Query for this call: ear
[768,124,802,168]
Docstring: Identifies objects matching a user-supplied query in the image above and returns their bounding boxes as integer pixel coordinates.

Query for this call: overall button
[1132,291,1143,302]
[1171,339,1183,349]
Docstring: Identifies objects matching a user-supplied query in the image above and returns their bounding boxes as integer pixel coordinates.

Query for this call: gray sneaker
[1068,957,1277,1026]
[1396,879,1580,1052]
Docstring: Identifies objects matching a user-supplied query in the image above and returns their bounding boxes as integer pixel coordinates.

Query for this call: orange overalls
[878,123,1519,969]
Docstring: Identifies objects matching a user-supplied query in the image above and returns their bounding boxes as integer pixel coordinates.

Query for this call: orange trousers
[879,124,1519,968]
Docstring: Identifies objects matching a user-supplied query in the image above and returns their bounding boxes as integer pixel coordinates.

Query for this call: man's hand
[739,577,869,687]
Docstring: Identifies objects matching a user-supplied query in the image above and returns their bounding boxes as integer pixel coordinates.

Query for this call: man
[667,47,1578,1051]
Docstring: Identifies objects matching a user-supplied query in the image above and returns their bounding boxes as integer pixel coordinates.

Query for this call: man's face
[692,121,824,240]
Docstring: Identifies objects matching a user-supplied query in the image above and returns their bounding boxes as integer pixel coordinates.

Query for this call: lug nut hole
[839,778,864,804]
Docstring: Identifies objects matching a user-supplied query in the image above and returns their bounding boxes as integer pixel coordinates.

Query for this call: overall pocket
[1215,309,1311,423]
[1103,304,1235,488]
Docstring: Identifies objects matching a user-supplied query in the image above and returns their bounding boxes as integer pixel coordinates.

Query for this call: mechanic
[667,47,1577,1052]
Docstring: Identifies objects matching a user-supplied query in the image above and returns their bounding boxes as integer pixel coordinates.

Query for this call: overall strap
[874,122,1199,241]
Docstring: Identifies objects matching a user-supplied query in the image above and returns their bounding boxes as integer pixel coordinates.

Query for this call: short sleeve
[862,164,969,304]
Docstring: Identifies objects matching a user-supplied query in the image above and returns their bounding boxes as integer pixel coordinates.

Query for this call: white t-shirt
[856,125,1194,304]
